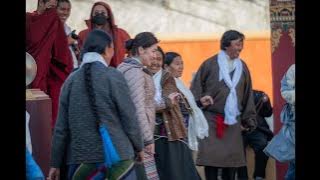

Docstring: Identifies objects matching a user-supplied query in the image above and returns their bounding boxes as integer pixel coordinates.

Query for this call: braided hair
[83,63,100,126]
[81,29,113,126]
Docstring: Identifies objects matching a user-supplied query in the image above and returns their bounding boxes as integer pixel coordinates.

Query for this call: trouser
[59,153,68,180]
[205,166,236,180]
[237,130,269,179]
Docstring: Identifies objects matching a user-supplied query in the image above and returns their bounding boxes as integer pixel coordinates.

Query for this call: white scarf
[153,69,163,105]
[80,52,109,68]
[26,111,32,153]
[174,78,209,151]
[217,50,243,125]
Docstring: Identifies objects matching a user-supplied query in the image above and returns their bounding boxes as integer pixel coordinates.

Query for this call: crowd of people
[26,0,295,180]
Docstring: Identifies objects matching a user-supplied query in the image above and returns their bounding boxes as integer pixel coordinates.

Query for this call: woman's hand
[168,92,181,105]
[145,143,155,155]
[47,168,60,180]
[135,151,144,164]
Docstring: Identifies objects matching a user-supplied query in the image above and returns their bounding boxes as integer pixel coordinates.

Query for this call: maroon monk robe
[26,8,73,127]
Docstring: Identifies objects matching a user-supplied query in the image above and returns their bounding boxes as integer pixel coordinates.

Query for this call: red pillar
[269,1,295,179]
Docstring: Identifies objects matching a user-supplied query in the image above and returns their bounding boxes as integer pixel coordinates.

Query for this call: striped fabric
[69,160,135,180]
[69,163,106,180]
[143,152,159,180]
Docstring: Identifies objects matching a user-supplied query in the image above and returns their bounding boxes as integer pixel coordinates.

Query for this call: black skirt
[154,137,201,180]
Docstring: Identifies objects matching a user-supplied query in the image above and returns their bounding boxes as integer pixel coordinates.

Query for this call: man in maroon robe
[26,0,73,128]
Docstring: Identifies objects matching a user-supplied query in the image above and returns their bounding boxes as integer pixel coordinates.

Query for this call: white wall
[26,0,270,37]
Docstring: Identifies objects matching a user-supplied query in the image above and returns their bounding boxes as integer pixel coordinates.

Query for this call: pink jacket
[117,58,156,145]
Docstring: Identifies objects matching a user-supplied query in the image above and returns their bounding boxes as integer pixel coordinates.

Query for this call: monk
[78,1,130,67]
[56,0,80,69]
[26,0,73,127]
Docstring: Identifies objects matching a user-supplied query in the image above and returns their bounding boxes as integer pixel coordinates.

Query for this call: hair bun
[125,39,134,51]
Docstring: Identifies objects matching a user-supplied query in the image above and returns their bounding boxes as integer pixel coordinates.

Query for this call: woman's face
[102,43,114,65]
[165,56,184,78]
[139,44,158,67]
[92,5,108,17]
[148,50,163,74]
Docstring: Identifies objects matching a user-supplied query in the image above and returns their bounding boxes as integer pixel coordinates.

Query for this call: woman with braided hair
[48,29,144,180]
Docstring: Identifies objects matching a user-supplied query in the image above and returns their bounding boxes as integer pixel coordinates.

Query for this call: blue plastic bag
[26,149,45,180]
[99,124,120,168]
